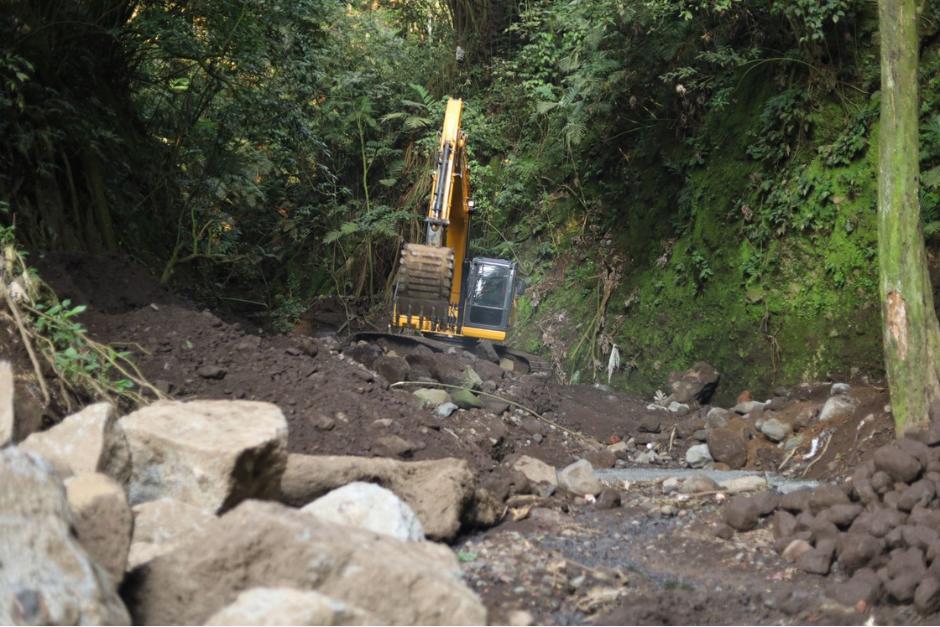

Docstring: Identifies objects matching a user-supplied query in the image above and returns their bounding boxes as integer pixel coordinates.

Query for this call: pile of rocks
[720,427,940,615]
[0,370,492,624]
[677,381,860,471]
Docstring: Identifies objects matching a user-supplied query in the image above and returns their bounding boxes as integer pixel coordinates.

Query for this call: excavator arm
[393,99,470,331]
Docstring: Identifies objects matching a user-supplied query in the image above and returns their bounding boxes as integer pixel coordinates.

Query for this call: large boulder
[669,362,720,404]
[706,427,748,469]
[128,497,214,570]
[302,482,425,541]
[120,400,288,512]
[123,500,486,625]
[0,448,130,624]
[279,454,475,541]
[64,473,133,584]
[20,402,130,482]
[205,587,376,626]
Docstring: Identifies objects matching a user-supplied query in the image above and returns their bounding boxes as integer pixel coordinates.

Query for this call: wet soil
[4,253,927,625]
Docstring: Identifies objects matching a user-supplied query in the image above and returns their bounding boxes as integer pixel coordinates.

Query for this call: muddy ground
[9,252,930,625]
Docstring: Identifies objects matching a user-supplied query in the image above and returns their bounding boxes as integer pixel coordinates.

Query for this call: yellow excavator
[392,97,519,342]
[356,98,546,372]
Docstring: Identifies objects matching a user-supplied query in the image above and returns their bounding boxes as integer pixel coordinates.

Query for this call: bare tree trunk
[878,0,940,434]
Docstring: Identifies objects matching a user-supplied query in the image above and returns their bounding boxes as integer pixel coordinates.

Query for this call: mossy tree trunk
[878,0,940,434]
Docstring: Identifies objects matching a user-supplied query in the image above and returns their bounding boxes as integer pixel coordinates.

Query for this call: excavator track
[393,243,454,328]
[349,331,553,377]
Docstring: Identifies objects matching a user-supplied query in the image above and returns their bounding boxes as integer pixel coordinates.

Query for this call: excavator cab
[462,258,517,332]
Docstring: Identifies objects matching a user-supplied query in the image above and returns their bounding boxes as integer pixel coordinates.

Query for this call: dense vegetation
[4,0,940,401]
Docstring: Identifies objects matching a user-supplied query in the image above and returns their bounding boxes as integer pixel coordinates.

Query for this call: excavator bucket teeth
[394,243,454,327]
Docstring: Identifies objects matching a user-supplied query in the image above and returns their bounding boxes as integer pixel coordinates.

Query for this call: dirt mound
[35,253,180,314]
[35,256,622,480]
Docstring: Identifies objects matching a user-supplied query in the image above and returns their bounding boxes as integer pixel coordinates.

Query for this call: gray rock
[680,474,719,493]
[0,448,130,624]
[20,402,130,482]
[64,473,132,585]
[874,444,922,483]
[557,459,602,496]
[722,495,762,531]
[413,388,451,407]
[836,533,883,575]
[128,498,214,570]
[460,366,483,391]
[829,569,883,608]
[595,488,621,509]
[435,402,459,418]
[512,455,557,486]
[830,382,851,396]
[759,418,792,443]
[661,477,681,494]
[122,500,486,625]
[302,482,424,541]
[639,416,662,433]
[706,428,748,469]
[732,400,765,415]
[669,362,720,404]
[121,400,288,513]
[607,441,629,458]
[782,539,812,562]
[667,401,690,415]
[685,444,713,468]
[719,476,767,493]
[819,395,857,422]
[705,407,730,429]
[796,539,835,575]
[205,587,375,625]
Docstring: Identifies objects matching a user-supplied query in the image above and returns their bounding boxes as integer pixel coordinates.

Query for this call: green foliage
[769,0,861,44]
[32,300,135,393]
[746,89,812,164]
